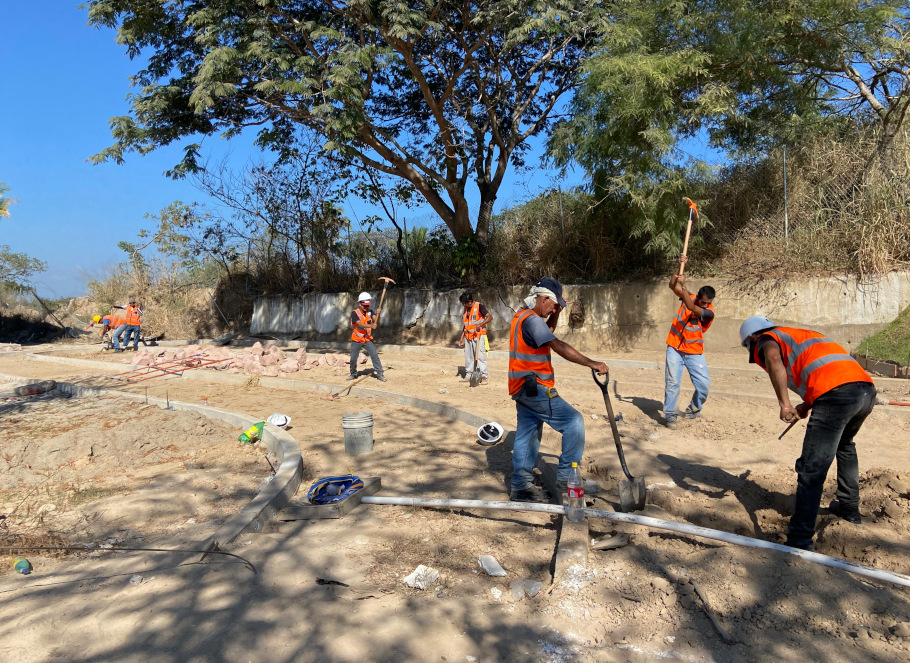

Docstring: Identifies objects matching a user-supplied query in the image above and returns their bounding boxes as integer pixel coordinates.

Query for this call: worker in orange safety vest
[663,256,716,430]
[457,292,493,384]
[85,313,126,341]
[740,316,876,551]
[507,277,608,503]
[112,297,143,352]
[348,292,386,382]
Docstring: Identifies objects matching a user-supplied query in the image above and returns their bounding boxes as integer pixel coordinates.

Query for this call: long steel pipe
[360,496,910,589]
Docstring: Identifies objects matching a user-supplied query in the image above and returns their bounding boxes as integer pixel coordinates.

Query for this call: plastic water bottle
[566,462,585,522]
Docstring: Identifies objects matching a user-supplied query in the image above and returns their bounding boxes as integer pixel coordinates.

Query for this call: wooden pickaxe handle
[374,277,395,326]
[678,198,698,276]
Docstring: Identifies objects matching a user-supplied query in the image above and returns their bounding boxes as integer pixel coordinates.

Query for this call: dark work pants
[350,340,383,377]
[787,382,876,547]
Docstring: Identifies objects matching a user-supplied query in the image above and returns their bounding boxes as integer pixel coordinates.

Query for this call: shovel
[592,369,647,512]
[469,336,482,387]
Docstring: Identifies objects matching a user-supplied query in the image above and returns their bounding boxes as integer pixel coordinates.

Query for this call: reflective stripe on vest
[666,295,714,355]
[125,305,141,326]
[753,327,872,405]
[103,315,125,328]
[351,308,373,343]
[463,302,487,341]
[507,309,555,396]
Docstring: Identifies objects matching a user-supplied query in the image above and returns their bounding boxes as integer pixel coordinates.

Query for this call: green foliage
[857,304,910,366]
[551,0,910,257]
[452,233,481,278]
[0,182,15,219]
[0,245,47,289]
[86,0,609,244]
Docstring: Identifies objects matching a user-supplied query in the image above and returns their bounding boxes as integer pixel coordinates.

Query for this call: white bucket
[342,412,374,454]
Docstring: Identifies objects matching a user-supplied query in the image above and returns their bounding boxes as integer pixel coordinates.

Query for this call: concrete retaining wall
[252,272,910,353]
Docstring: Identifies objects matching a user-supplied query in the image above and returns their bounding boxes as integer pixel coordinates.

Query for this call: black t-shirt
[351,309,373,326]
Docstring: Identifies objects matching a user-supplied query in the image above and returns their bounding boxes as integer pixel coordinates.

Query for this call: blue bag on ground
[307,475,364,504]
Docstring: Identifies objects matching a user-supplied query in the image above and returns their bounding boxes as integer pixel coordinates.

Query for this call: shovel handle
[592,369,636,483]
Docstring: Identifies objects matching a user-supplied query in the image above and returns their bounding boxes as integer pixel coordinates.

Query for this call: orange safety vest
[753,327,872,406]
[666,294,714,355]
[508,309,555,396]
[124,305,142,326]
[351,308,373,343]
[103,315,125,329]
[463,302,488,341]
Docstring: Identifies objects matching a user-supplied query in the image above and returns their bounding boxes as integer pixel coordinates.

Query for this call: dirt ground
[0,343,909,662]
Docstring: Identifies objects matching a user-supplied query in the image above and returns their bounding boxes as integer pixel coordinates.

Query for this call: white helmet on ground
[739,316,776,347]
[358,292,372,302]
[477,422,504,446]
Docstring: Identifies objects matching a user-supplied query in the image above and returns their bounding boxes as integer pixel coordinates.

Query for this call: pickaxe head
[682,197,699,219]
[378,276,396,284]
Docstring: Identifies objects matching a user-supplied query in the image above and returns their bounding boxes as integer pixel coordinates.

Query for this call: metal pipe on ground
[360,496,910,589]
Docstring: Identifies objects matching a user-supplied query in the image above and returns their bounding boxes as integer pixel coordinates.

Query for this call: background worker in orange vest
[85,312,126,344]
[112,296,143,352]
[457,292,493,384]
[508,277,608,503]
[740,315,876,551]
[663,257,716,429]
[348,292,386,382]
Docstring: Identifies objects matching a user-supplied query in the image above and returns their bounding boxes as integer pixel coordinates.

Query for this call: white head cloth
[524,286,559,309]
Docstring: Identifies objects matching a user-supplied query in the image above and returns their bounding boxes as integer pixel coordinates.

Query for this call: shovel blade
[618,477,647,513]
[469,369,482,388]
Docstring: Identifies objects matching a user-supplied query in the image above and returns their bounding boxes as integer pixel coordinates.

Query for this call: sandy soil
[0,344,909,662]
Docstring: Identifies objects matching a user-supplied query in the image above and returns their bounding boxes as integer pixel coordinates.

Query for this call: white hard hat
[267,413,291,428]
[358,292,372,302]
[477,422,504,446]
[739,316,775,346]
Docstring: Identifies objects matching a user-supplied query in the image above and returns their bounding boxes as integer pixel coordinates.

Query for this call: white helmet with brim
[357,292,372,302]
[739,315,776,347]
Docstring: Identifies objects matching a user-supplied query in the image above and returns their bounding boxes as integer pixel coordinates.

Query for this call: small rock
[590,414,598,420]
[438,388,449,394]
[677,583,694,596]
[129,575,144,585]
[510,578,543,600]
[893,622,910,638]
[651,577,671,593]
[648,432,660,440]
[888,478,908,494]
[478,555,507,577]
[403,565,439,590]
[883,499,902,518]
[490,587,503,601]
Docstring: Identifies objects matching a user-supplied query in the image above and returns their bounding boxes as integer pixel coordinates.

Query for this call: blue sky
[1,3,590,298]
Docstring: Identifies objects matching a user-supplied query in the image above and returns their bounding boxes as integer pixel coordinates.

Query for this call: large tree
[87,0,608,249]
[550,0,910,254]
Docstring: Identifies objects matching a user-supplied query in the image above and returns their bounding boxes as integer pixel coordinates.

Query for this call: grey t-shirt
[520,309,556,349]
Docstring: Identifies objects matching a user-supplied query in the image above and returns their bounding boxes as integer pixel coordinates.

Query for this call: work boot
[683,406,702,419]
[346,374,357,381]
[480,377,489,385]
[829,500,862,524]
[665,416,678,430]
[113,348,124,353]
[375,373,388,383]
[510,485,547,503]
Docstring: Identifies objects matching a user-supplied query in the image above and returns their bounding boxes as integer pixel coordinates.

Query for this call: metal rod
[360,496,910,589]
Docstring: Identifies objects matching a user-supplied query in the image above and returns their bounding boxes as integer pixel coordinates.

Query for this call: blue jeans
[663,346,710,419]
[787,382,876,547]
[511,391,585,491]
[113,324,140,350]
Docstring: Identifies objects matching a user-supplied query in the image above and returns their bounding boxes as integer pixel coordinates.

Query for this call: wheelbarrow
[592,369,647,512]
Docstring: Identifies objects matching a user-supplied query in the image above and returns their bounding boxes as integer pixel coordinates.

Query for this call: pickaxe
[679,197,699,276]
[373,276,395,326]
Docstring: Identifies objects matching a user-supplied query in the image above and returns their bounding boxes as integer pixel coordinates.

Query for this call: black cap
[535,276,566,307]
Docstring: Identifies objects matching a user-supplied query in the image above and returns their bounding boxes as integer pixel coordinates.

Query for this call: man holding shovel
[348,292,387,382]
[457,292,493,385]
[508,277,608,503]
